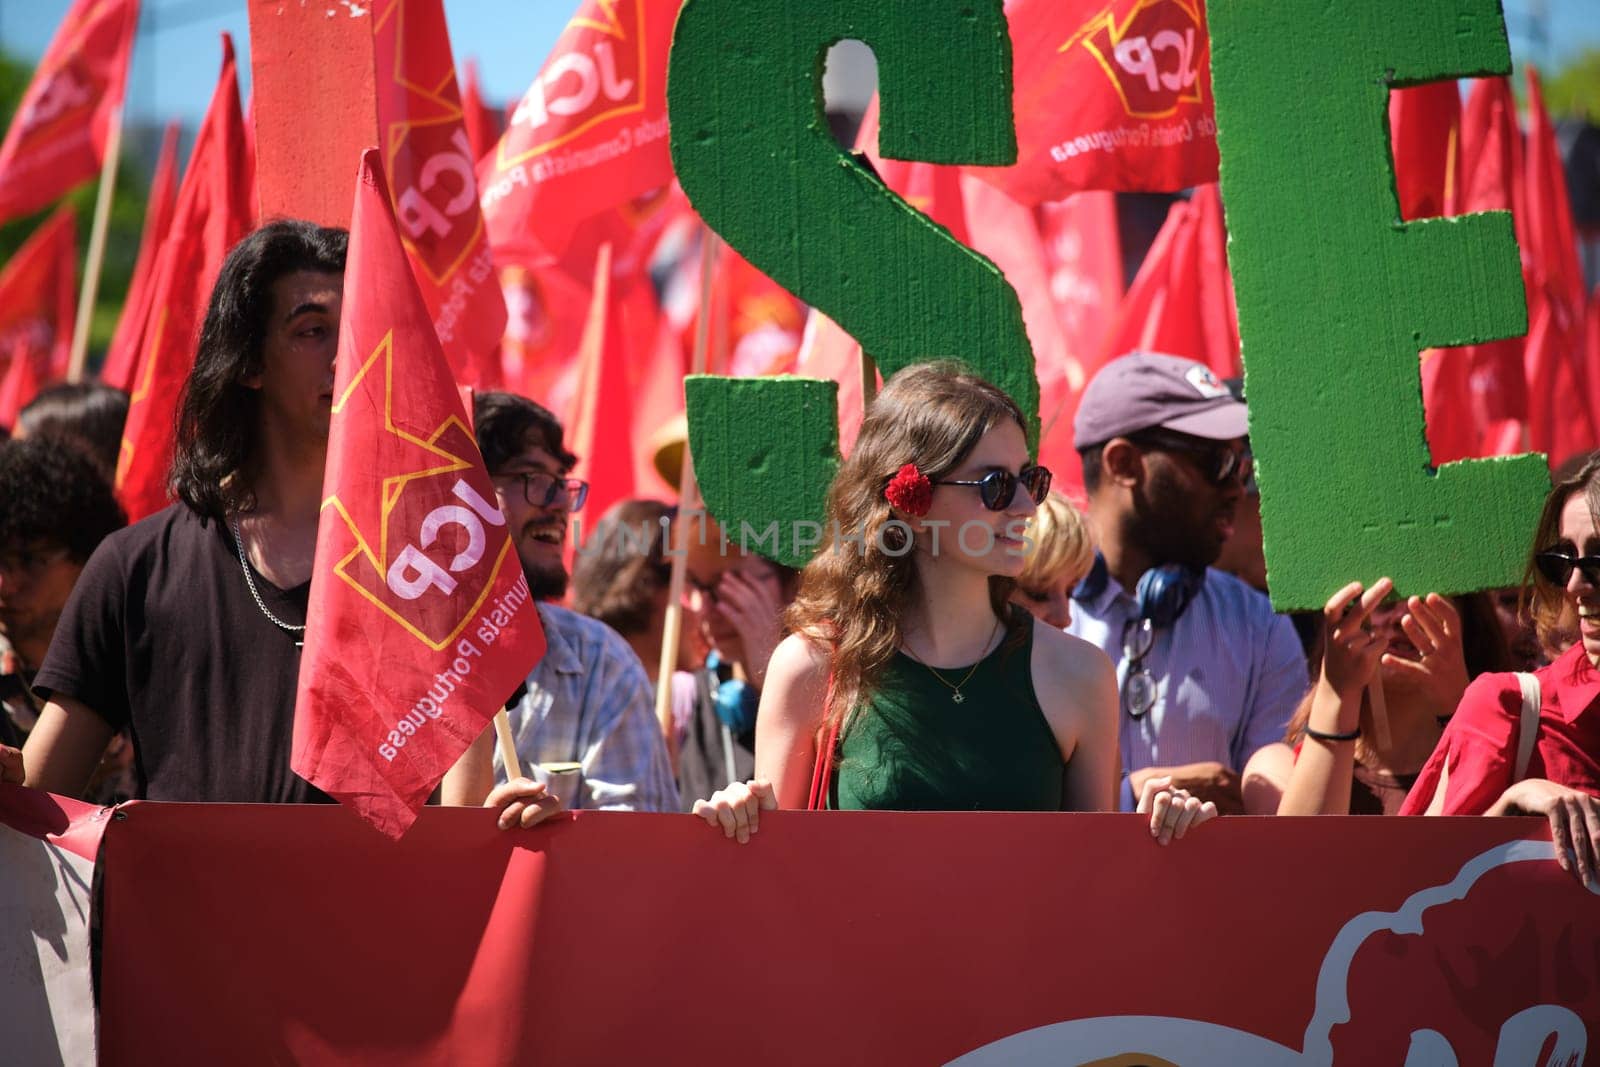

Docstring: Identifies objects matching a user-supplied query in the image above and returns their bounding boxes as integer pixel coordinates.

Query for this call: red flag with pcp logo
[114,36,253,523]
[974,0,1217,205]
[478,0,680,260]
[0,0,140,226]
[373,0,506,388]
[293,148,545,839]
[0,205,76,427]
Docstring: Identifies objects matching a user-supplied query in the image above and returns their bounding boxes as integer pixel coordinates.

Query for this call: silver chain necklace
[229,515,306,644]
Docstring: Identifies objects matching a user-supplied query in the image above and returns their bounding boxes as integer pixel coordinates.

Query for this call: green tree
[1544,47,1600,121]
[0,48,155,372]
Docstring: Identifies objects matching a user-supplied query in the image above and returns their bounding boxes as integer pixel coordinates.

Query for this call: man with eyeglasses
[471,392,678,813]
[1068,352,1308,814]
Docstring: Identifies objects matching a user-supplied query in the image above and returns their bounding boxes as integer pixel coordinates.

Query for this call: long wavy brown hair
[786,361,1031,733]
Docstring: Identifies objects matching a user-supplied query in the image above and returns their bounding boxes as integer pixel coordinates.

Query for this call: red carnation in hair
[884,463,932,517]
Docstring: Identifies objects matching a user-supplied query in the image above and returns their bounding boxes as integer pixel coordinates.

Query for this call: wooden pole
[68,104,125,383]
[860,348,878,406]
[494,710,523,781]
[654,230,720,754]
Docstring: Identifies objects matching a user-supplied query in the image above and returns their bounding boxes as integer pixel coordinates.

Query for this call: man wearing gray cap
[1068,352,1307,813]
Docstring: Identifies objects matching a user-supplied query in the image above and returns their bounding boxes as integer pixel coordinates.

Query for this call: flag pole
[654,229,720,762]
[494,711,523,781]
[68,103,125,383]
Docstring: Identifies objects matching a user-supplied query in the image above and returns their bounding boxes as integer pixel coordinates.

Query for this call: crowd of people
[1,218,1598,887]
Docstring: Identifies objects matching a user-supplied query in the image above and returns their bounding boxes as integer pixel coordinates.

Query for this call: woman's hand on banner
[486,777,563,831]
[1136,775,1219,845]
[1488,778,1600,893]
[694,778,777,843]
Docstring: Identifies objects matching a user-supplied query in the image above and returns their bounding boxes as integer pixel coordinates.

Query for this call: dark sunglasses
[1133,430,1252,487]
[935,465,1052,511]
[1534,549,1600,587]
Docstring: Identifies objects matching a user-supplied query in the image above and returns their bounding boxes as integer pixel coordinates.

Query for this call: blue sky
[1,0,1596,181]
[0,1,573,132]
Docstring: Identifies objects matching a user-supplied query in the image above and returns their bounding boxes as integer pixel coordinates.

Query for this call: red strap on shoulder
[806,674,838,811]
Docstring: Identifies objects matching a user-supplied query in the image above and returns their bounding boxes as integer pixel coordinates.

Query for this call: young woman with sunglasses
[691,362,1217,841]
[1389,455,1600,890]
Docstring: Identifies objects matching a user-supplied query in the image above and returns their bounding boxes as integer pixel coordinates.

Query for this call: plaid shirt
[491,603,679,812]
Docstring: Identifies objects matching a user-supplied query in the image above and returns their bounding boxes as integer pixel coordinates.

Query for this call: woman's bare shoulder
[1031,619,1115,689]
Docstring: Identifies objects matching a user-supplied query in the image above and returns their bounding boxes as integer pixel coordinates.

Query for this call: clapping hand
[1380,593,1470,716]
[1321,578,1393,697]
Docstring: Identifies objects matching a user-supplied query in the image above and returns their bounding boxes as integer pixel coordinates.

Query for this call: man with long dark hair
[0,221,346,802]
[0,222,541,819]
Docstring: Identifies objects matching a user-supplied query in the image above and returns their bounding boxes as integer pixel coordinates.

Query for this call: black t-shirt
[33,503,331,804]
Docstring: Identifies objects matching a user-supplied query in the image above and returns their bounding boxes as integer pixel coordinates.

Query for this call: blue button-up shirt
[491,603,679,812]
[1067,567,1307,811]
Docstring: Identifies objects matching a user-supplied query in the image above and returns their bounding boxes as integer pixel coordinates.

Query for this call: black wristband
[1305,724,1361,743]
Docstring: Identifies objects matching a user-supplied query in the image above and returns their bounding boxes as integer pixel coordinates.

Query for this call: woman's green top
[832,619,1065,811]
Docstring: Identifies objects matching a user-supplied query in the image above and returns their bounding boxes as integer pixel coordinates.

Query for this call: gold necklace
[901,616,1001,704]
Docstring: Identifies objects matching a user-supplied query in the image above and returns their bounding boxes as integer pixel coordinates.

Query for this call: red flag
[1419,347,1479,465]
[0,339,45,431]
[458,59,500,163]
[553,183,683,288]
[1389,82,1462,222]
[478,0,680,260]
[0,205,77,427]
[114,37,253,523]
[959,173,1083,492]
[1038,192,1123,382]
[1102,184,1238,378]
[855,96,969,244]
[294,148,545,839]
[794,309,871,458]
[632,311,688,497]
[497,256,590,412]
[1522,67,1594,462]
[1450,77,1529,444]
[0,0,139,226]
[374,0,507,388]
[566,242,638,531]
[101,120,180,391]
[974,0,1217,204]
[1523,291,1597,464]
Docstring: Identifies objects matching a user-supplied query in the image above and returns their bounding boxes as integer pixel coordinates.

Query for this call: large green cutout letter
[668,0,1036,567]
[1210,1,1549,610]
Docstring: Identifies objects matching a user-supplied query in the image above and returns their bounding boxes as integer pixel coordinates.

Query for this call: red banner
[0,205,76,427]
[977,0,1218,204]
[89,806,1597,1064]
[292,150,544,838]
[478,0,679,259]
[373,0,506,388]
[0,0,139,226]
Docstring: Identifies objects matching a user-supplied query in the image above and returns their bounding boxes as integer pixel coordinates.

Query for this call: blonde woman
[1008,491,1095,630]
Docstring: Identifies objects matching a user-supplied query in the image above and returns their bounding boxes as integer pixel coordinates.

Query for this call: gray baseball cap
[1073,352,1249,450]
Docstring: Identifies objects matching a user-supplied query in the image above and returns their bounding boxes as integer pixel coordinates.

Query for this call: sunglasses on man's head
[935,465,1052,511]
[1131,429,1252,487]
[1534,549,1600,587]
